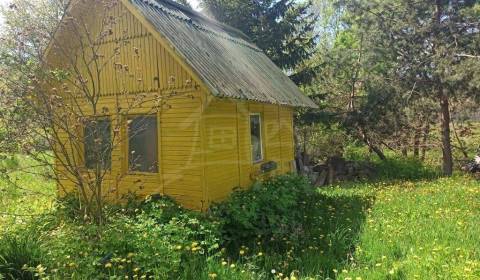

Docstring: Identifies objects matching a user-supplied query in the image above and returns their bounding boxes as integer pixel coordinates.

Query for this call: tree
[336,0,480,175]
[0,0,192,224]
[201,0,317,75]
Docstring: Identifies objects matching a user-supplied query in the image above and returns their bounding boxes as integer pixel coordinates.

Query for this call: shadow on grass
[372,157,441,182]
[246,191,374,279]
[297,191,373,279]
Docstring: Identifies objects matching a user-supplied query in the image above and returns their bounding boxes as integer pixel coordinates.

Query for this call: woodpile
[300,156,375,186]
[462,154,480,179]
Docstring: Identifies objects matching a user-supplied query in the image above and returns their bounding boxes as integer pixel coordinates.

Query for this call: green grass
[0,154,55,232]
[1,155,479,279]
[334,175,480,280]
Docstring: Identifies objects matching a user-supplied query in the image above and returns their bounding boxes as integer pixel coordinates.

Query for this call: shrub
[0,233,44,280]
[33,195,221,279]
[100,196,221,278]
[209,174,316,250]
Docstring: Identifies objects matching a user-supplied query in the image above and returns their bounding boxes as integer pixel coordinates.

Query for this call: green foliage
[201,0,317,74]
[296,123,351,162]
[0,233,43,280]
[210,175,315,249]
[374,157,440,181]
[2,155,480,279]
[31,196,221,279]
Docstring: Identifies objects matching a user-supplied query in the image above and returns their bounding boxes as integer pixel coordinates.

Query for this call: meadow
[0,154,479,279]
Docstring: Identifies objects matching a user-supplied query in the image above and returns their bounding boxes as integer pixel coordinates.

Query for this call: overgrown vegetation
[1,154,479,279]
[0,0,479,279]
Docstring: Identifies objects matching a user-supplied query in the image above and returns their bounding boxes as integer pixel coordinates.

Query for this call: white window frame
[250,113,264,163]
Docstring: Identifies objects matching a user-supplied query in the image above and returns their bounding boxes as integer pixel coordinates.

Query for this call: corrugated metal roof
[129,0,318,108]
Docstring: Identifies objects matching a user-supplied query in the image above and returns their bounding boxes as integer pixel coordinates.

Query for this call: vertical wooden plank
[145,35,152,92]
[157,111,164,195]
[160,43,166,89]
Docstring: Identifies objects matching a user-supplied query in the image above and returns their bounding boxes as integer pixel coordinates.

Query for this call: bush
[100,196,221,278]
[209,174,316,250]
[24,195,222,279]
[0,233,44,280]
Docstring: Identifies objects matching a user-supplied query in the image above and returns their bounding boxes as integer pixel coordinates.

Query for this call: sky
[0,0,6,28]
[0,0,202,30]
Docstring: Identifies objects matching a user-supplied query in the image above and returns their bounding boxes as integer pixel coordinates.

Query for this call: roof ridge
[141,0,261,51]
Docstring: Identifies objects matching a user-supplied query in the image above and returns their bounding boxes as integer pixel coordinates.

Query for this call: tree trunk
[420,122,430,162]
[440,92,453,176]
[451,120,469,159]
[294,133,304,174]
[413,128,420,158]
[433,0,452,175]
[359,128,387,161]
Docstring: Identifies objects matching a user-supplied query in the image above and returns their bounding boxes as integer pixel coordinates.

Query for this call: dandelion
[105,263,112,268]
[222,261,227,266]
[271,269,276,274]
[258,252,263,256]
[239,250,245,255]
[208,273,218,279]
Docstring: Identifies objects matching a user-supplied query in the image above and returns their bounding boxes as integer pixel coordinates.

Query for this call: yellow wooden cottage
[48,0,317,210]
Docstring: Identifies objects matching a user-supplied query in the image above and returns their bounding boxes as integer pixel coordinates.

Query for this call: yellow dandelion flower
[105,263,112,268]
[239,250,245,255]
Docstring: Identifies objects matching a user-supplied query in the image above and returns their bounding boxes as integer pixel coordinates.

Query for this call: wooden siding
[203,98,295,205]
[56,0,205,210]
[53,0,296,210]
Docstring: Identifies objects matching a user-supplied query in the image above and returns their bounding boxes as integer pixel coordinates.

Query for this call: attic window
[250,113,263,163]
[128,116,158,173]
[84,118,112,170]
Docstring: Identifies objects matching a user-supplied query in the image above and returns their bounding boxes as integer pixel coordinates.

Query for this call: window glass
[128,116,158,173]
[84,119,111,170]
[250,114,263,162]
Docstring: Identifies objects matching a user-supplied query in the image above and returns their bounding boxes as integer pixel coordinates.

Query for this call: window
[128,115,158,173]
[84,119,112,170]
[250,114,263,163]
